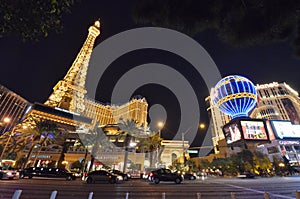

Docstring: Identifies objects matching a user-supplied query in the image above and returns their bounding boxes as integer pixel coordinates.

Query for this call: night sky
[1,1,299,146]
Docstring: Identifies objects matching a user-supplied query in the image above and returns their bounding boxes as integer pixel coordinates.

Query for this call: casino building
[0,20,149,171]
[0,85,29,135]
[207,80,300,165]
[251,82,300,123]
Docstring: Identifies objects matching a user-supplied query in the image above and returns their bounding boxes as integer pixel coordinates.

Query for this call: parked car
[19,167,76,180]
[237,172,255,179]
[149,168,183,184]
[0,166,19,180]
[183,173,197,180]
[85,170,121,184]
[110,169,130,181]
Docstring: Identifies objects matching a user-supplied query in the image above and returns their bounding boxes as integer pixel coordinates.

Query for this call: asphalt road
[0,176,300,199]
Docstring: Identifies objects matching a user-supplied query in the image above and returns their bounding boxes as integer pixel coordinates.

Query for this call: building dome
[211,75,257,119]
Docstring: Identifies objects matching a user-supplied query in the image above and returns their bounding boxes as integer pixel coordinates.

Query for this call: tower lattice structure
[45,20,100,114]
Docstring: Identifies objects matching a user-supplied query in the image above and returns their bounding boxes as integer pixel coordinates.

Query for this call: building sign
[255,82,279,89]
[187,150,198,154]
[31,155,52,159]
[240,120,268,140]
[271,120,300,139]
[278,140,300,145]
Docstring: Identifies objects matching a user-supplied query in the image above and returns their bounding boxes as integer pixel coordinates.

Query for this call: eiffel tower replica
[45,20,101,114]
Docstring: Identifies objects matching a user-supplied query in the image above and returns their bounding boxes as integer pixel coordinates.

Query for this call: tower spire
[45,20,101,113]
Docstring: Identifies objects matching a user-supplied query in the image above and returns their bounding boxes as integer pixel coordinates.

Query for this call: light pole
[157,121,164,138]
[181,127,192,170]
[156,122,164,167]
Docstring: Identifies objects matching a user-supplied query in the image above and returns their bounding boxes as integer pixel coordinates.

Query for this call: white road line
[226,184,295,199]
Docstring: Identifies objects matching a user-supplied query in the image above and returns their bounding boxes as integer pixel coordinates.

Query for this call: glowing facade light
[157,121,164,129]
[3,117,11,123]
[211,75,257,119]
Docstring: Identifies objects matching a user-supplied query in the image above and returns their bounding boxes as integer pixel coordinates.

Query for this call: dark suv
[19,167,76,181]
[149,168,183,184]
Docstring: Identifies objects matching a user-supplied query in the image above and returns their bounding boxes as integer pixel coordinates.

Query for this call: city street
[0,176,300,199]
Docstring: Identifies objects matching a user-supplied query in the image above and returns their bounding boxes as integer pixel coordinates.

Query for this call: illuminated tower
[45,20,101,114]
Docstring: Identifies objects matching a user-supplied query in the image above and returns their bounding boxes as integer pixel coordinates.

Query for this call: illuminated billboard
[223,119,270,145]
[223,121,242,144]
[270,120,300,139]
[240,120,268,140]
[266,120,276,140]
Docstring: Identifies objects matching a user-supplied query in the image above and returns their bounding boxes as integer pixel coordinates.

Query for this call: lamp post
[156,122,164,167]
[157,122,164,138]
[182,127,192,170]
[199,123,206,130]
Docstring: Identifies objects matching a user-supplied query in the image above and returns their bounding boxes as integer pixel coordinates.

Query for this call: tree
[231,149,254,173]
[17,118,60,169]
[253,150,272,175]
[0,0,79,41]
[118,119,144,173]
[132,0,300,57]
[136,131,163,168]
[79,122,116,172]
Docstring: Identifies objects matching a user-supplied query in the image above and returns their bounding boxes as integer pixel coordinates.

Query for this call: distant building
[205,95,232,154]
[0,85,29,135]
[251,82,300,124]
[160,140,189,169]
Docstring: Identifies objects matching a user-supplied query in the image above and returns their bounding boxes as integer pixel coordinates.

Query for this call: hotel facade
[207,81,300,165]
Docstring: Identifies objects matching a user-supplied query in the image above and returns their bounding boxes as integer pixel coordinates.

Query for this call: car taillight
[84,173,88,177]
[149,172,153,177]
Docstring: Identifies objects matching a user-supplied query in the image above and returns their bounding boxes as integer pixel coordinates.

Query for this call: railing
[10,190,300,199]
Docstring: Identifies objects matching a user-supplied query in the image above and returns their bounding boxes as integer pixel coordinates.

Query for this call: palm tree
[18,118,59,169]
[79,122,115,172]
[117,119,144,173]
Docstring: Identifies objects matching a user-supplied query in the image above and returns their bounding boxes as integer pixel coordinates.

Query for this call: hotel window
[285,145,294,153]
[258,90,263,98]
[293,145,300,152]
[267,146,279,154]
[264,90,270,97]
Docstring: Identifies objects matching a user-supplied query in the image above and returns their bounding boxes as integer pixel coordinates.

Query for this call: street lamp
[156,122,164,167]
[157,121,164,138]
[199,123,206,129]
[3,117,11,124]
[182,127,192,170]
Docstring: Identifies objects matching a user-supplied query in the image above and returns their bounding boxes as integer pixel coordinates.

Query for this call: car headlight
[6,172,12,176]
[117,176,123,181]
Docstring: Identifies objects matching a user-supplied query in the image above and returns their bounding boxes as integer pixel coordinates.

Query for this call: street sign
[187,150,198,154]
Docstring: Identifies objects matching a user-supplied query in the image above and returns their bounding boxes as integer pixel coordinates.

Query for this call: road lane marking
[226,184,295,199]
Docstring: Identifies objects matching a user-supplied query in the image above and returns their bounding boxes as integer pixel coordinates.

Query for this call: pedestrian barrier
[11,190,22,199]
[295,190,300,199]
[10,190,300,198]
[50,191,57,199]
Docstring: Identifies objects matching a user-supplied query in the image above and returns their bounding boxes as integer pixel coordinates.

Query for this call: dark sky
[1,1,300,146]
